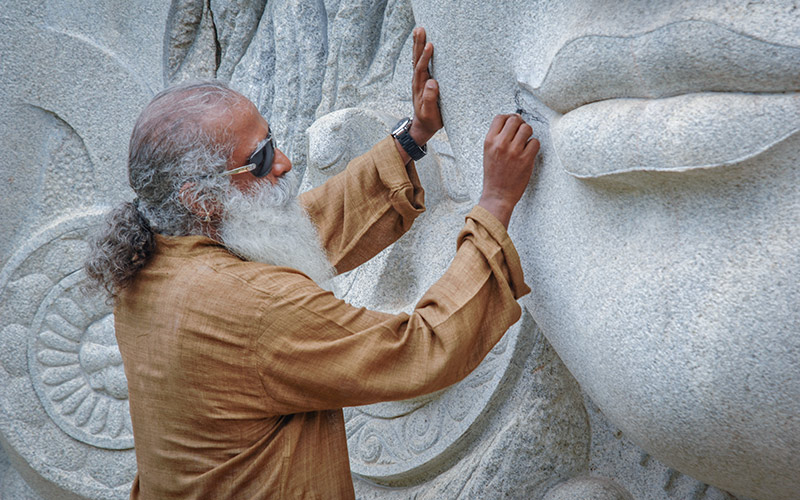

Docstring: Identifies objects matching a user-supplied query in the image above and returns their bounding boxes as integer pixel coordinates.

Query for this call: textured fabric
[115,136,531,499]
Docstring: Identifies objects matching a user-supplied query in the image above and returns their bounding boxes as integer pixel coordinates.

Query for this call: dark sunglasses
[221,133,275,178]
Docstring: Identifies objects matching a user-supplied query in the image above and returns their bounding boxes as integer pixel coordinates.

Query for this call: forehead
[239,99,268,132]
[209,98,268,141]
[224,98,270,165]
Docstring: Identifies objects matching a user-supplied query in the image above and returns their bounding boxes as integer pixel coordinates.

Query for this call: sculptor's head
[126,81,294,233]
[86,81,333,300]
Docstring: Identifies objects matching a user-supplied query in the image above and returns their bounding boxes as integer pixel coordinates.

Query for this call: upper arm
[253,273,444,414]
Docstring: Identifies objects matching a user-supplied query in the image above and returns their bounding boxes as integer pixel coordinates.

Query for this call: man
[86,28,540,498]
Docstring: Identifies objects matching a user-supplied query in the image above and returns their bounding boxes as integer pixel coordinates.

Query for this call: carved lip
[519,20,800,115]
[516,20,800,177]
[551,92,800,178]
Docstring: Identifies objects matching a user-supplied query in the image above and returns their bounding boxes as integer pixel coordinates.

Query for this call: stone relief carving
[165,0,219,83]
[412,1,799,499]
[29,272,132,450]
[317,0,415,115]
[1,3,163,497]
[166,0,268,84]
[0,213,136,499]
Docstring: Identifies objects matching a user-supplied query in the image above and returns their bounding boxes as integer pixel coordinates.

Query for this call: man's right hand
[478,114,540,228]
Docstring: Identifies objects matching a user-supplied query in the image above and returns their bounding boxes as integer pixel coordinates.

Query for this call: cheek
[233,174,276,191]
[230,175,253,191]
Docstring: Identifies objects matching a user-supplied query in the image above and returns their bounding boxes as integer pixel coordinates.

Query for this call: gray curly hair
[85,80,245,300]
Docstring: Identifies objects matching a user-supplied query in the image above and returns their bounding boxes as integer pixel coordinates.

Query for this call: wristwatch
[391,117,427,161]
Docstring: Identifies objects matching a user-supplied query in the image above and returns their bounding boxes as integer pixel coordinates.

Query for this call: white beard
[219,172,336,286]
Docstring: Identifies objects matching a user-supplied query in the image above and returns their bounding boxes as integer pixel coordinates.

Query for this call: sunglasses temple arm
[220,163,257,176]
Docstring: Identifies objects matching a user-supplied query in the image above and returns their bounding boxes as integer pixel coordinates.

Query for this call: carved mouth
[517,20,800,177]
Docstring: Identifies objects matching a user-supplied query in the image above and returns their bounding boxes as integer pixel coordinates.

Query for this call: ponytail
[84,199,156,301]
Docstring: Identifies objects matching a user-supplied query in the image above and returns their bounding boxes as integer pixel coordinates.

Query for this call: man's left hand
[409,27,443,146]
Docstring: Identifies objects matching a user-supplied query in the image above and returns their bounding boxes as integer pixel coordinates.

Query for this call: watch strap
[392,118,427,161]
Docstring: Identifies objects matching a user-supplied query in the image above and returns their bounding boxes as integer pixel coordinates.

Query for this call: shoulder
[152,233,321,302]
[206,255,321,300]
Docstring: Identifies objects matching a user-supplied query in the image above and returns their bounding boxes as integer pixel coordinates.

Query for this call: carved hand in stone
[410,27,443,146]
[478,114,540,228]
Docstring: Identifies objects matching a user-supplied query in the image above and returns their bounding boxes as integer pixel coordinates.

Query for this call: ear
[179,182,221,221]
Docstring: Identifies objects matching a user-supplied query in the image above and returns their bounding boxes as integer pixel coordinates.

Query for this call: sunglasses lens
[250,137,275,178]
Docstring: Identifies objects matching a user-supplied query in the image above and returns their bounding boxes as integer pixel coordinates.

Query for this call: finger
[511,122,533,151]
[415,43,433,80]
[523,137,541,160]
[487,114,510,138]
[499,113,524,142]
[413,43,433,99]
[419,79,439,117]
[412,27,426,68]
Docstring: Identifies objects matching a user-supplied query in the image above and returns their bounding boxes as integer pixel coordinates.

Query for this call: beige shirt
[115,137,530,499]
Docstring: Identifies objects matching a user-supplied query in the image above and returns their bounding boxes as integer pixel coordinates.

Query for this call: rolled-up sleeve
[299,136,425,274]
[252,206,531,415]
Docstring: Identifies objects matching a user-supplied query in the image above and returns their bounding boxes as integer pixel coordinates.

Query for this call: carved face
[411,2,800,499]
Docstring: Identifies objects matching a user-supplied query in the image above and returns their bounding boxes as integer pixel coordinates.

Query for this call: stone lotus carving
[0,213,136,499]
[29,273,133,450]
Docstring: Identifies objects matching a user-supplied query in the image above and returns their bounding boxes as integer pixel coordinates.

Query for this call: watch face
[392,118,411,136]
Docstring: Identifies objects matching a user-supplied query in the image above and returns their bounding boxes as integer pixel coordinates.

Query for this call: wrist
[477,195,514,229]
[409,120,434,147]
[392,117,428,163]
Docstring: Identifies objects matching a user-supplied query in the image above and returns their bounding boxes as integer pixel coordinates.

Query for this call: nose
[267,148,292,184]
[272,148,292,175]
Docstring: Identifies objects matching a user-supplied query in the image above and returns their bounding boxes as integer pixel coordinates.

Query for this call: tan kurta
[115,137,530,499]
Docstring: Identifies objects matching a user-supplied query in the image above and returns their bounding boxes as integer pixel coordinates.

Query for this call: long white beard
[219,173,336,286]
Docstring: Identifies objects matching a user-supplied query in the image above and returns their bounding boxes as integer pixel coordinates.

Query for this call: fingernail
[426,80,436,89]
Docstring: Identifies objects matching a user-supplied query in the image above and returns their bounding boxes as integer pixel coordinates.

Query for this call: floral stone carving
[345,324,520,481]
[28,270,132,450]
[0,212,136,499]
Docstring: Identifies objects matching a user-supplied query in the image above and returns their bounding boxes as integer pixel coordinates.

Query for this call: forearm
[255,205,530,414]
[300,137,425,274]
